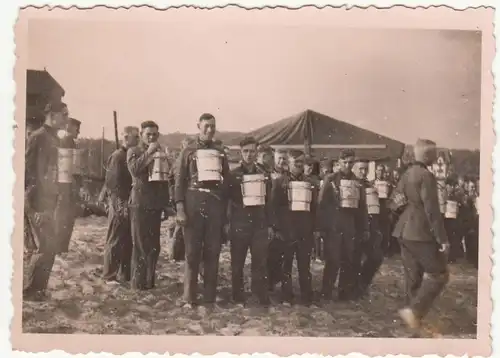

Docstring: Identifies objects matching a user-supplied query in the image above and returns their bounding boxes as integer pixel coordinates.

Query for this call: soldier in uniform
[127,120,171,290]
[174,113,230,309]
[102,126,140,284]
[354,160,384,295]
[24,117,44,260]
[228,136,272,306]
[23,102,68,300]
[267,149,289,291]
[269,149,320,306]
[170,137,194,262]
[444,177,464,263]
[391,139,450,329]
[304,157,322,262]
[256,145,274,173]
[318,149,368,301]
[373,163,392,255]
[54,118,83,255]
[463,180,479,268]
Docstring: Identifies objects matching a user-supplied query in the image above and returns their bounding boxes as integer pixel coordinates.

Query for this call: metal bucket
[241,173,266,207]
[149,149,170,182]
[445,200,458,219]
[366,187,380,215]
[72,148,85,176]
[57,148,74,183]
[196,149,222,182]
[374,180,389,199]
[339,179,360,208]
[288,181,312,211]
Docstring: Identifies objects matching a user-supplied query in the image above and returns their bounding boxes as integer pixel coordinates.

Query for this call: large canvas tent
[227,109,405,162]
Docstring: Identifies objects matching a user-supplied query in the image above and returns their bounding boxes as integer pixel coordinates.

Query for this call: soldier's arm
[174,148,189,207]
[24,133,40,212]
[421,172,449,245]
[127,146,154,177]
[167,165,176,205]
[269,177,282,232]
[105,151,120,195]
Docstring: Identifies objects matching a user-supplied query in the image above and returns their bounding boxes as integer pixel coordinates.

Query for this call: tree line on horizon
[76,132,480,182]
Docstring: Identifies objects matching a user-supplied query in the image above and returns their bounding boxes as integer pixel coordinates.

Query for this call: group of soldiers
[23,105,480,331]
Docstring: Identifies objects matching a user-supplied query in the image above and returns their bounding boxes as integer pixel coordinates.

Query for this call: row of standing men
[24,108,479,329]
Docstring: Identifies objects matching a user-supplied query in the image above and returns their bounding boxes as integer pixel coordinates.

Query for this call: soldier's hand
[176,209,187,226]
[147,142,162,155]
[439,243,451,256]
[223,223,231,236]
[268,227,275,240]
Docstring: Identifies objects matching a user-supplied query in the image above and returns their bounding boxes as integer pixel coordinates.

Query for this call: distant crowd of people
[23,103,480,332]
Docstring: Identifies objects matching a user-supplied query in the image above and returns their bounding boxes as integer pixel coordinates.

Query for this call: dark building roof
[26,69,65,97]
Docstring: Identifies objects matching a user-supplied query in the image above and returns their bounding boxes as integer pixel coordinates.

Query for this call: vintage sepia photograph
[11,5,494,357]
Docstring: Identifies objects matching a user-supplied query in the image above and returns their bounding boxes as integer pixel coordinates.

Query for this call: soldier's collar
[43,124,58,137]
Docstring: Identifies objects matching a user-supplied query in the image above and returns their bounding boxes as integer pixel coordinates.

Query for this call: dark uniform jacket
[317,171,368,234]
[127,142,170,210]
[25,124,60,214]
[106,147,133,208]
[174,137,230,204]
[269,171,319,236]
[227,162,272,229]
[391,162,449,244]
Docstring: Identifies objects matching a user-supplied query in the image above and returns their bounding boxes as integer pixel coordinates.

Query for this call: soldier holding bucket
[317,149,367,301]
[354,159,384,296]
[267,149,289,291]
[174,113,230,310]
[127,120,171,290]
[23,102,68,300]
[54,117,83,254]
[227,136,272,306]
[269,149,320,306]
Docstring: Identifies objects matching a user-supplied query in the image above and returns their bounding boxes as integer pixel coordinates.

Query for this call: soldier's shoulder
[126,145,143,157]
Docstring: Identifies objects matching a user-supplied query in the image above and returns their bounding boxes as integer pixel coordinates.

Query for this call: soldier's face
[258,152,273,166]
[375,165,384,179]
[289,156,304,174]
[50,110,66,129]
[198,118,216,141]
[304,164,313,176]
[124,129,140,148]
[141,126,159,144]
[274,153,287,169]
[393,171,400,181]
[357,163,369,179]
[332,161,340,173]
[66,124,80,139]
[339,156,354,173]
[468,182,476,194]
[241,143,257,164]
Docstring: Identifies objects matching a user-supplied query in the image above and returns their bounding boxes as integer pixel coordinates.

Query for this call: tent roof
[229,109,406,161]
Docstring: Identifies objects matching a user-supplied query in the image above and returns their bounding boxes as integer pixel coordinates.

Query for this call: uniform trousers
[23,212,57,294]
[267,236,285,289]
[129,207,162,290]
[102,200,133,282]
[444,218,464,263]
[357,216,384,291]
[229,211,269,304]
[399,239,449,319]
[280,216,314,304]
[183,189,224,304]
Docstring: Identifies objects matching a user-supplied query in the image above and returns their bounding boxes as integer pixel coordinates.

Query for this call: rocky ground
[22,216,478,337]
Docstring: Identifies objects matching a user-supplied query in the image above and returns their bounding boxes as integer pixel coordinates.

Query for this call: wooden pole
[113,111,119,149]
[101,126,105,178]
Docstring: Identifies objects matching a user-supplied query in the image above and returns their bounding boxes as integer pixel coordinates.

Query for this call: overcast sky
[27,18,482,149]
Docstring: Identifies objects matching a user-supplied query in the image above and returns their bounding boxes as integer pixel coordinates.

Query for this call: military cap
[339,148,355,159]
[288,149,305,159]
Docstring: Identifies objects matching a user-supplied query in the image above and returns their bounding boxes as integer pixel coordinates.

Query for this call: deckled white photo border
[1,1,497,357]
